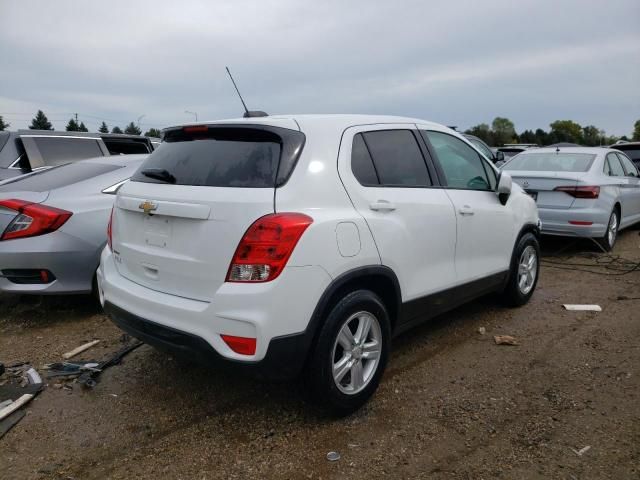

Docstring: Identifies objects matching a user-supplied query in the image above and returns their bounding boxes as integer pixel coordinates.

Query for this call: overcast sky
[1,0,638,136]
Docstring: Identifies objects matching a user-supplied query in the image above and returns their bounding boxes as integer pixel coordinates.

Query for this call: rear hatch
[111,123,305,302]
[503,151,597,208]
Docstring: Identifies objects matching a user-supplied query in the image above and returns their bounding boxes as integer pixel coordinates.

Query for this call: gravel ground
[1,230,639,480]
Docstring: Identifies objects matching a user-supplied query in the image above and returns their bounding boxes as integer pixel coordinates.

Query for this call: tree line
[2,110,639,145]
[466,117,640,146]
[0,110,161,138]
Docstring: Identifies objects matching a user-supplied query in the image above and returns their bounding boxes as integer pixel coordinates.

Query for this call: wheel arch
[302,266,402,361]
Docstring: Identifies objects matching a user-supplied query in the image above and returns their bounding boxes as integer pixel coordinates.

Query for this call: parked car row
[0,130,155,180]
[1,114,637,415]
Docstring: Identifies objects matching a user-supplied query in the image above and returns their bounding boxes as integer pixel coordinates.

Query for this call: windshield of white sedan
[504,153,596,172]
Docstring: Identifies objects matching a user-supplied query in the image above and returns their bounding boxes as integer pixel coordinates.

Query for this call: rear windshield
[31,137,105,166]
[103,138,151,155]
[504,152,596,172]
[0,162,120,192]
[131,126,305,188]
[613,147,640,161]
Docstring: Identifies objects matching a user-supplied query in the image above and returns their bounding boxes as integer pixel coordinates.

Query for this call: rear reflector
[1,269,56,284]
[568,221,593,226]
[554,186,600,199]
[227,213,313,283]
[107,207,114,250]
[221,335,256,355]
[0,199,72,241]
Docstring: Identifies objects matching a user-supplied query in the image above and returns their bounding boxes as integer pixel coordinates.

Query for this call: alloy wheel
[517,245,537,295]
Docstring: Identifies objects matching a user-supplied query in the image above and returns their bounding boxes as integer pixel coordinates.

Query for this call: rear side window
[351,134,379,185]
[617,153,639,176]
[360,130,431,186]
[606,153,626,177]
[132,127,304,188]
[422,131,492,190]
[0,162,120,192]
[31,137,104,166]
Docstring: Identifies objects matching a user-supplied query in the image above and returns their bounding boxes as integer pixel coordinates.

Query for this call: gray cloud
[1,0,638,136]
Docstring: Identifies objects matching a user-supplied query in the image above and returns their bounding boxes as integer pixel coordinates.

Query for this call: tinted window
[0,162,119,192]
[607,154,626,176]
[423,131,491,190]
[351,133,379,185]
[504,152,596,172]
[132,128,282,188]
[103,139,151,155]
[617,153,639,176]
[362,130,431,186]
[32,137,104,166]
[613,146,640,161]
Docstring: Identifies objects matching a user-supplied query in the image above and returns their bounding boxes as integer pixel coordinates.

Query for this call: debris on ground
[494,335,520,346]
[563,304,602,312]
[616,295,640,301]
[326,451,341,462]
[62,339,101,360]
[78,341,142,389]
[572,445,591,456]
[0,362,44,439]
[478,327,486,335]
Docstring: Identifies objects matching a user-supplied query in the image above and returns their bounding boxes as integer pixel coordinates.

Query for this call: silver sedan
[502,147,640,250]
[0,155,147,294]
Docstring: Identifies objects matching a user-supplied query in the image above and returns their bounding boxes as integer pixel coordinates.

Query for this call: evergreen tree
[78,121,88,132]
[633,120,640,141]
[0,116,9,131]
[124,122,142,135]
[144,128,162,138]
[29,110,53,130]
[98,121,109,133]
[111,126,123,134]
[65,118,80,131]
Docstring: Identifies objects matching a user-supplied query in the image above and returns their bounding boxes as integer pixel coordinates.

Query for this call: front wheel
[502,232,540,307]
[598,209,619,252]
[305,290,390,416]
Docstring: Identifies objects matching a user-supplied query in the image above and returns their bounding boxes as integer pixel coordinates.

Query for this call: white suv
[98,115,540,414]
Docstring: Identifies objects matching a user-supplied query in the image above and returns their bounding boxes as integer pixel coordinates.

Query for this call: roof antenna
[225,67,268,118]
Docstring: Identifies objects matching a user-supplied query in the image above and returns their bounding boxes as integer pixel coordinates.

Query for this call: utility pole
[75,113,78,123]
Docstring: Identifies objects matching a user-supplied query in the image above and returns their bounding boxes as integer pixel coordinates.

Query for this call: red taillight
[221,334,257,355]
[554,186,600,199]
[183,125,208,134]
[107,207,114,250]
[568,220,593,226]
[0,199,72,241]
[226,213,313,282]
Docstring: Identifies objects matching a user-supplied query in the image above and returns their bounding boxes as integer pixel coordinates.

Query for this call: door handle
[369,200,396,212]
[458,205,474,216]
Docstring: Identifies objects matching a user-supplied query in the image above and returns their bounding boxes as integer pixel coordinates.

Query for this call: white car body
[98,114,540,412]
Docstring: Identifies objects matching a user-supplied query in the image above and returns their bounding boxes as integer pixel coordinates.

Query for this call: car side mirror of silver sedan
[497,171,512,205]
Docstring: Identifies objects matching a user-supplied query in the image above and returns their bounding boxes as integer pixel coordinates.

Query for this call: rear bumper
[97,246,331,372]
[0,231,100,294]
[104,301,308,380]
[538,206,609,238]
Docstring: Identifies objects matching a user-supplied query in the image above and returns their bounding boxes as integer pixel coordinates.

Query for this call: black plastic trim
[396,271,508,334]
[104,302,308,380]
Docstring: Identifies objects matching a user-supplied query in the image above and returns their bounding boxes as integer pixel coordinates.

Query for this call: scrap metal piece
[0,409,26,439]
[78,342,143,389]
[25,368,42,385]
[326,451,341,462]
[0,394,34,422]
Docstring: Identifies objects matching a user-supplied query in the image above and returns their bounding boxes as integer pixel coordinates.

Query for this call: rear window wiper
[141,168,176,184]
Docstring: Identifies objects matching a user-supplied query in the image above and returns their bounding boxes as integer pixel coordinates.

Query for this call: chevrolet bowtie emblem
[139,200,158,215]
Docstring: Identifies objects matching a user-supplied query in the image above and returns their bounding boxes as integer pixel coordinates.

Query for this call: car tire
[598,209,619,252]
[304,289,390,416]
[502,232,540,307]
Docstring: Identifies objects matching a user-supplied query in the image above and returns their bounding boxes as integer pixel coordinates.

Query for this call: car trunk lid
[508,171,589,208]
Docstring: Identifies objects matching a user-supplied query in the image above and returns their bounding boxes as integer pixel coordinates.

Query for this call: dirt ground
[1,231,639,480]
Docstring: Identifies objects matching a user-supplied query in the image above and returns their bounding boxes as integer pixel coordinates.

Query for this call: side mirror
[497,171,512,205]
[495,150,505,162]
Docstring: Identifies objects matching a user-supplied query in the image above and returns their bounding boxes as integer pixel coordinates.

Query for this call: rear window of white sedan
[504,153,596,172]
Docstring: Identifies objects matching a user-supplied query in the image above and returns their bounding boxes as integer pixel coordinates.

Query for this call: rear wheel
[598,209,619,252]
[305,290,390,416]
[502,232,540,307]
